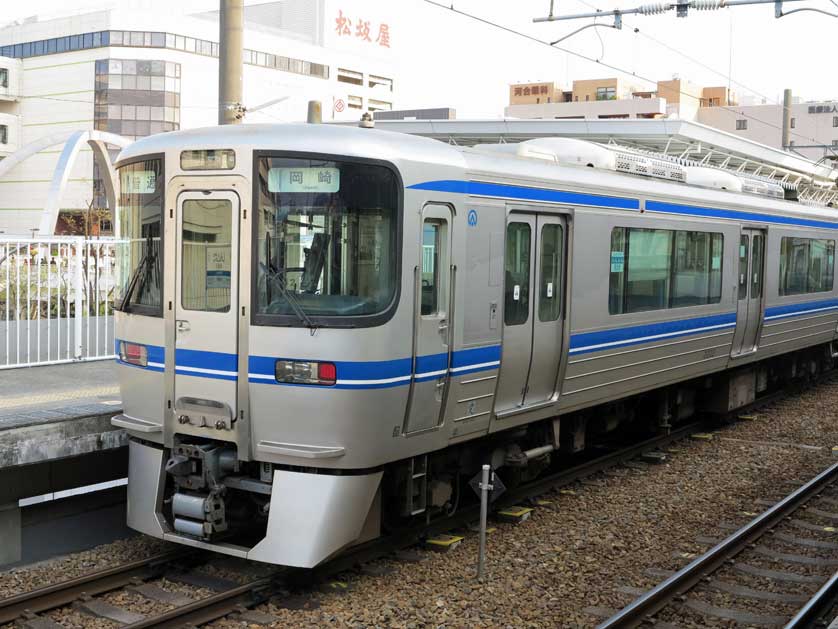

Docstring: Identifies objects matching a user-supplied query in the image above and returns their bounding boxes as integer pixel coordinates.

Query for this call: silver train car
[113,123,838,567]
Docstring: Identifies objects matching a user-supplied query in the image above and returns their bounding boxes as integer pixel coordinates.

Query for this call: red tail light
[275,360,337,386]
[120,341,148,367]
[317,362,337,385]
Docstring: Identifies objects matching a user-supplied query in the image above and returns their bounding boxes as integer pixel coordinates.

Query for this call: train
[112,122,838,567]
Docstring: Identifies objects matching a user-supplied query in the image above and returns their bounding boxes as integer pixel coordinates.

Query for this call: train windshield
[115,158,164,315]
[255,156,399,324]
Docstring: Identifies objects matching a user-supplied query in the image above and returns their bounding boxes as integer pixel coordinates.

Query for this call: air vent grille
[613,150,686,182]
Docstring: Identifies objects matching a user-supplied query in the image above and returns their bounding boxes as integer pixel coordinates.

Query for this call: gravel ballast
[3,378,838,628]
[213,378,838,628]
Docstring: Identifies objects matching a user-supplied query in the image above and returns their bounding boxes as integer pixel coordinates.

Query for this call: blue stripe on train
[408,180,838,231]
[646,200,838,231]
[407,180,639,210]
[115,339,501,388]
[765,297,838,321]
[568,312,738,356]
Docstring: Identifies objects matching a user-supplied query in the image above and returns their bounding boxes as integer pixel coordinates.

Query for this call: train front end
[113,125,420,567]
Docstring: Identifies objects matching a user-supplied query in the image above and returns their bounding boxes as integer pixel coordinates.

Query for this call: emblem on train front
[467,209,478,226]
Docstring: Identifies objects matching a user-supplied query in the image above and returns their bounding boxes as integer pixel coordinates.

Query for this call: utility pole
[218,0,243,125]
[782,88,792,150]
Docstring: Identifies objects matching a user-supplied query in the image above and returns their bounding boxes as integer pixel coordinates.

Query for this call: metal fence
[0,237,120,369]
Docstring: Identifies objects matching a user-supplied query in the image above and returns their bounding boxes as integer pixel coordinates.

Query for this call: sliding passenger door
[731,229,765,356]
[495,212,565,414]
[404,204,454,434]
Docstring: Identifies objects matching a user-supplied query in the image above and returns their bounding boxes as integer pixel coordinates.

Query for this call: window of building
[609,227,723,314]
[790,117,796,128]
[0,30,329,80]
[832,140,838,147]
[368,75,393,90]
[0,68,7,88]
[337,68,364,86]
[779,237,835,296]
[368,99,391,112]
[736,119,748,130]
[596,86,616,101]
[347,95,363,110]
[0,125,7,144]
[834,116,838,128]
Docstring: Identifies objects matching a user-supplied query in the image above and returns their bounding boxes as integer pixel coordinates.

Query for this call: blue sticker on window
[610,251,624,273]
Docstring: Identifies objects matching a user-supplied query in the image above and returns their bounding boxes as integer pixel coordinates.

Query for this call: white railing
[0,237,121,369]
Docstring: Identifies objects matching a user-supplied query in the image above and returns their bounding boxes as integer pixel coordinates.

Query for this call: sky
[2,0,836,118]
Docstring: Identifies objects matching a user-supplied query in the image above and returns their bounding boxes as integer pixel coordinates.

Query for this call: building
[697,100,838,162]
[506,75,837,161]
[506,76,736,122]
[0,0,397,235]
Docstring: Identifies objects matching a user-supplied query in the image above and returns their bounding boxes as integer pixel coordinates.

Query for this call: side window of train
[779,237,835,296]
[421,220,441,315]
[539,223,563,322]
[738,236,749,299]
[609,227,723,315]
[505,222,531,325]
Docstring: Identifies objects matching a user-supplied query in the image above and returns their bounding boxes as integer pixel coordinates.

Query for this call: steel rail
[0,549,193,624]
[120,576,276,629]
[597,461,838,629]
[783,569,838,628]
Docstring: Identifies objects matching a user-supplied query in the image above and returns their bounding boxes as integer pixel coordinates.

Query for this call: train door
[404,204,454,434]
[494,213,565,413]
[172,190,240,432]
[731,229,765,357]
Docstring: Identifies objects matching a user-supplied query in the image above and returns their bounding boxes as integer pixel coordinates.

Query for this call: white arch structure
[0,130,131,235]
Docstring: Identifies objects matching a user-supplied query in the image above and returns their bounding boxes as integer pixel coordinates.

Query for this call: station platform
[0,360,126,565]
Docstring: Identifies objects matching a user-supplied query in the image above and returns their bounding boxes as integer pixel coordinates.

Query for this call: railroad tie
[753,544,838,566]
[704,579,809,604]
[20,618,64,629]
[806,507,838,521]
[789,518,838,534]
[773,531,838,550]
[681,598,789,626]
[167,572,241,592]
[75,599,146,624]
[127,582,195,606]
[733,562,824,584]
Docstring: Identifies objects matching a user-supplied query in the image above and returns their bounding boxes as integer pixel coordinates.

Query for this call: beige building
[509,81,563,105]
[507,76,736,122]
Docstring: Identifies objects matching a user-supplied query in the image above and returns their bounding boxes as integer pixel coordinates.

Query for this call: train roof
[115,122,466,170]
[117,122,838,228]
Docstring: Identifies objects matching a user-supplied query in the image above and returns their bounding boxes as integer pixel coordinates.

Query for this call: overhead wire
[423,0,837,157]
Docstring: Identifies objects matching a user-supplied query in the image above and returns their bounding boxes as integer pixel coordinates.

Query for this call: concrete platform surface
[0,360,121,430]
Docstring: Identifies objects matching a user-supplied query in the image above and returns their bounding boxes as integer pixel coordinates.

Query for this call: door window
[181,199,233,312]
[738,236,749,299]
[538,224,562,322]
[505,222,531,326]
[421,220,441,315]
[751,234,763,298]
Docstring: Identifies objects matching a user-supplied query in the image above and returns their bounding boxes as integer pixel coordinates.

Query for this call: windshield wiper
[120,234,157,313]
[120,251,146,313]
[265,233,317,331]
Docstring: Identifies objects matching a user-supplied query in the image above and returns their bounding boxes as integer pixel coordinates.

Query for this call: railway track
[598,461,838,628]
[1,376,831,628]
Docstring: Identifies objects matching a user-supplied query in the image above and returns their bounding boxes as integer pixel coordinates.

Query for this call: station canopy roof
[339,118,838,206]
